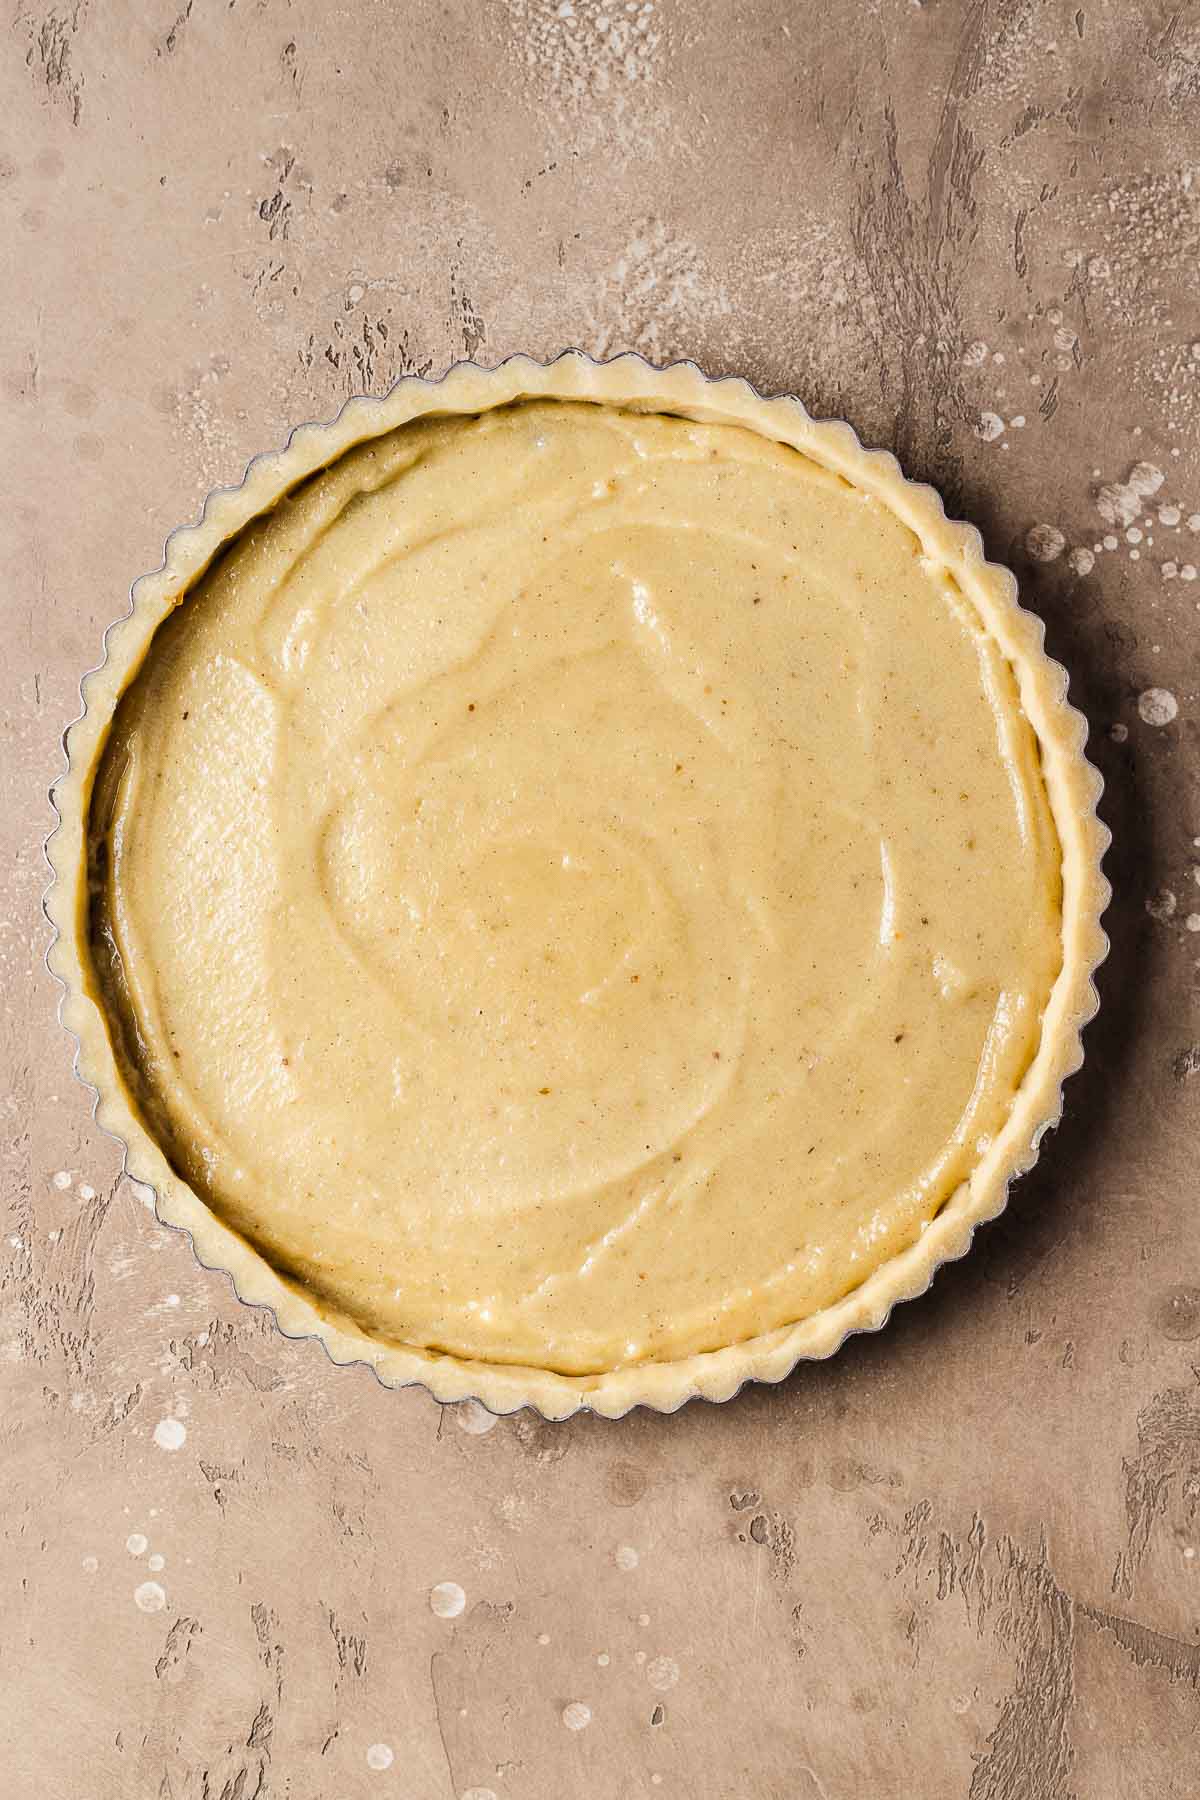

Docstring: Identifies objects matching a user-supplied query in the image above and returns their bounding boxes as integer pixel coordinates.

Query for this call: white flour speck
[1126,527,1143,544]
[537,1632,551,1645]
[647,1655,680,1692]
[505,0,663,153]
[1159,503,1182,526]
[1181,563,1197,581]
[430,1581,466,1619]
[148,1553,165,1573]
[586,218,730,361]
[1096,482,1139,528]
[134,1581,167,1614]
[1138,688,1179,726]
[77,1182,96,1201]
[1026,524,1066,562]
[455,1399,498,1436]
[81,1555,98,1574]
[597,1652,610,1666]
[638,1612,651,1626]
[1146,889,1177,921]
[366,1743,394,1771]
[614,1544,640,1571]
[962,340,988,366]
[562,1701,592,1731]
[1129,462,1165,497]
[1067,547,1095,575]
[1186,914,1200,933]
[976,411,1004,443]
[52,1170,72,1190]
[154,1417,187,1452]
[126,1533,148,1556]
[461,1790,499,1800]
[1163,561,1179,579]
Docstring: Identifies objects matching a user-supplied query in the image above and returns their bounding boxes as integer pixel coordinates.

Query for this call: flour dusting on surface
[508,0,661,97]
[585,220,731,361]
[504,0,665,154]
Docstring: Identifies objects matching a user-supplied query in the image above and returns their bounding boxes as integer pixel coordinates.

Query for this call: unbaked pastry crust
[45,353,1110,1420]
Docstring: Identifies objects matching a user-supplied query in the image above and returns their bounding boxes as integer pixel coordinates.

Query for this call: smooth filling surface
[89,400,1062,1373]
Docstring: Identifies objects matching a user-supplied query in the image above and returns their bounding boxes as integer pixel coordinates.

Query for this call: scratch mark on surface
[154,1616,200,1681]
[1014,206,1029,278]
[1080,1603,1200,1687]
[747,1510,797,1583]
[967,1535,1075,1800]
[6,1176,114,1381]
[450,267,486,358]
[26,4,86,125]
[1113,1387,1200,1598]
[327,1606,367,1680]
[159,0,193,57]
[430,1651,456,1793]
[246,1700,273,1753]
[896,1498,932,1577]
[90,1381,143,1444]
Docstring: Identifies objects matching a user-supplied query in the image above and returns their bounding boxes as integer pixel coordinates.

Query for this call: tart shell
[44,353,1110,1420]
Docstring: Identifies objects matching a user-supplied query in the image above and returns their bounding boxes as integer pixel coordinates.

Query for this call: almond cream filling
[88,400,1062,1374]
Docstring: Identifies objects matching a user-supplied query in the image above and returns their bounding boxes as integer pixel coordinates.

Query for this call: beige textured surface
[2,1,1198,1794]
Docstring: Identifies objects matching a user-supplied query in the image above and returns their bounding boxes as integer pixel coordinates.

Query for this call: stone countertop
[2,2,1198,1795]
